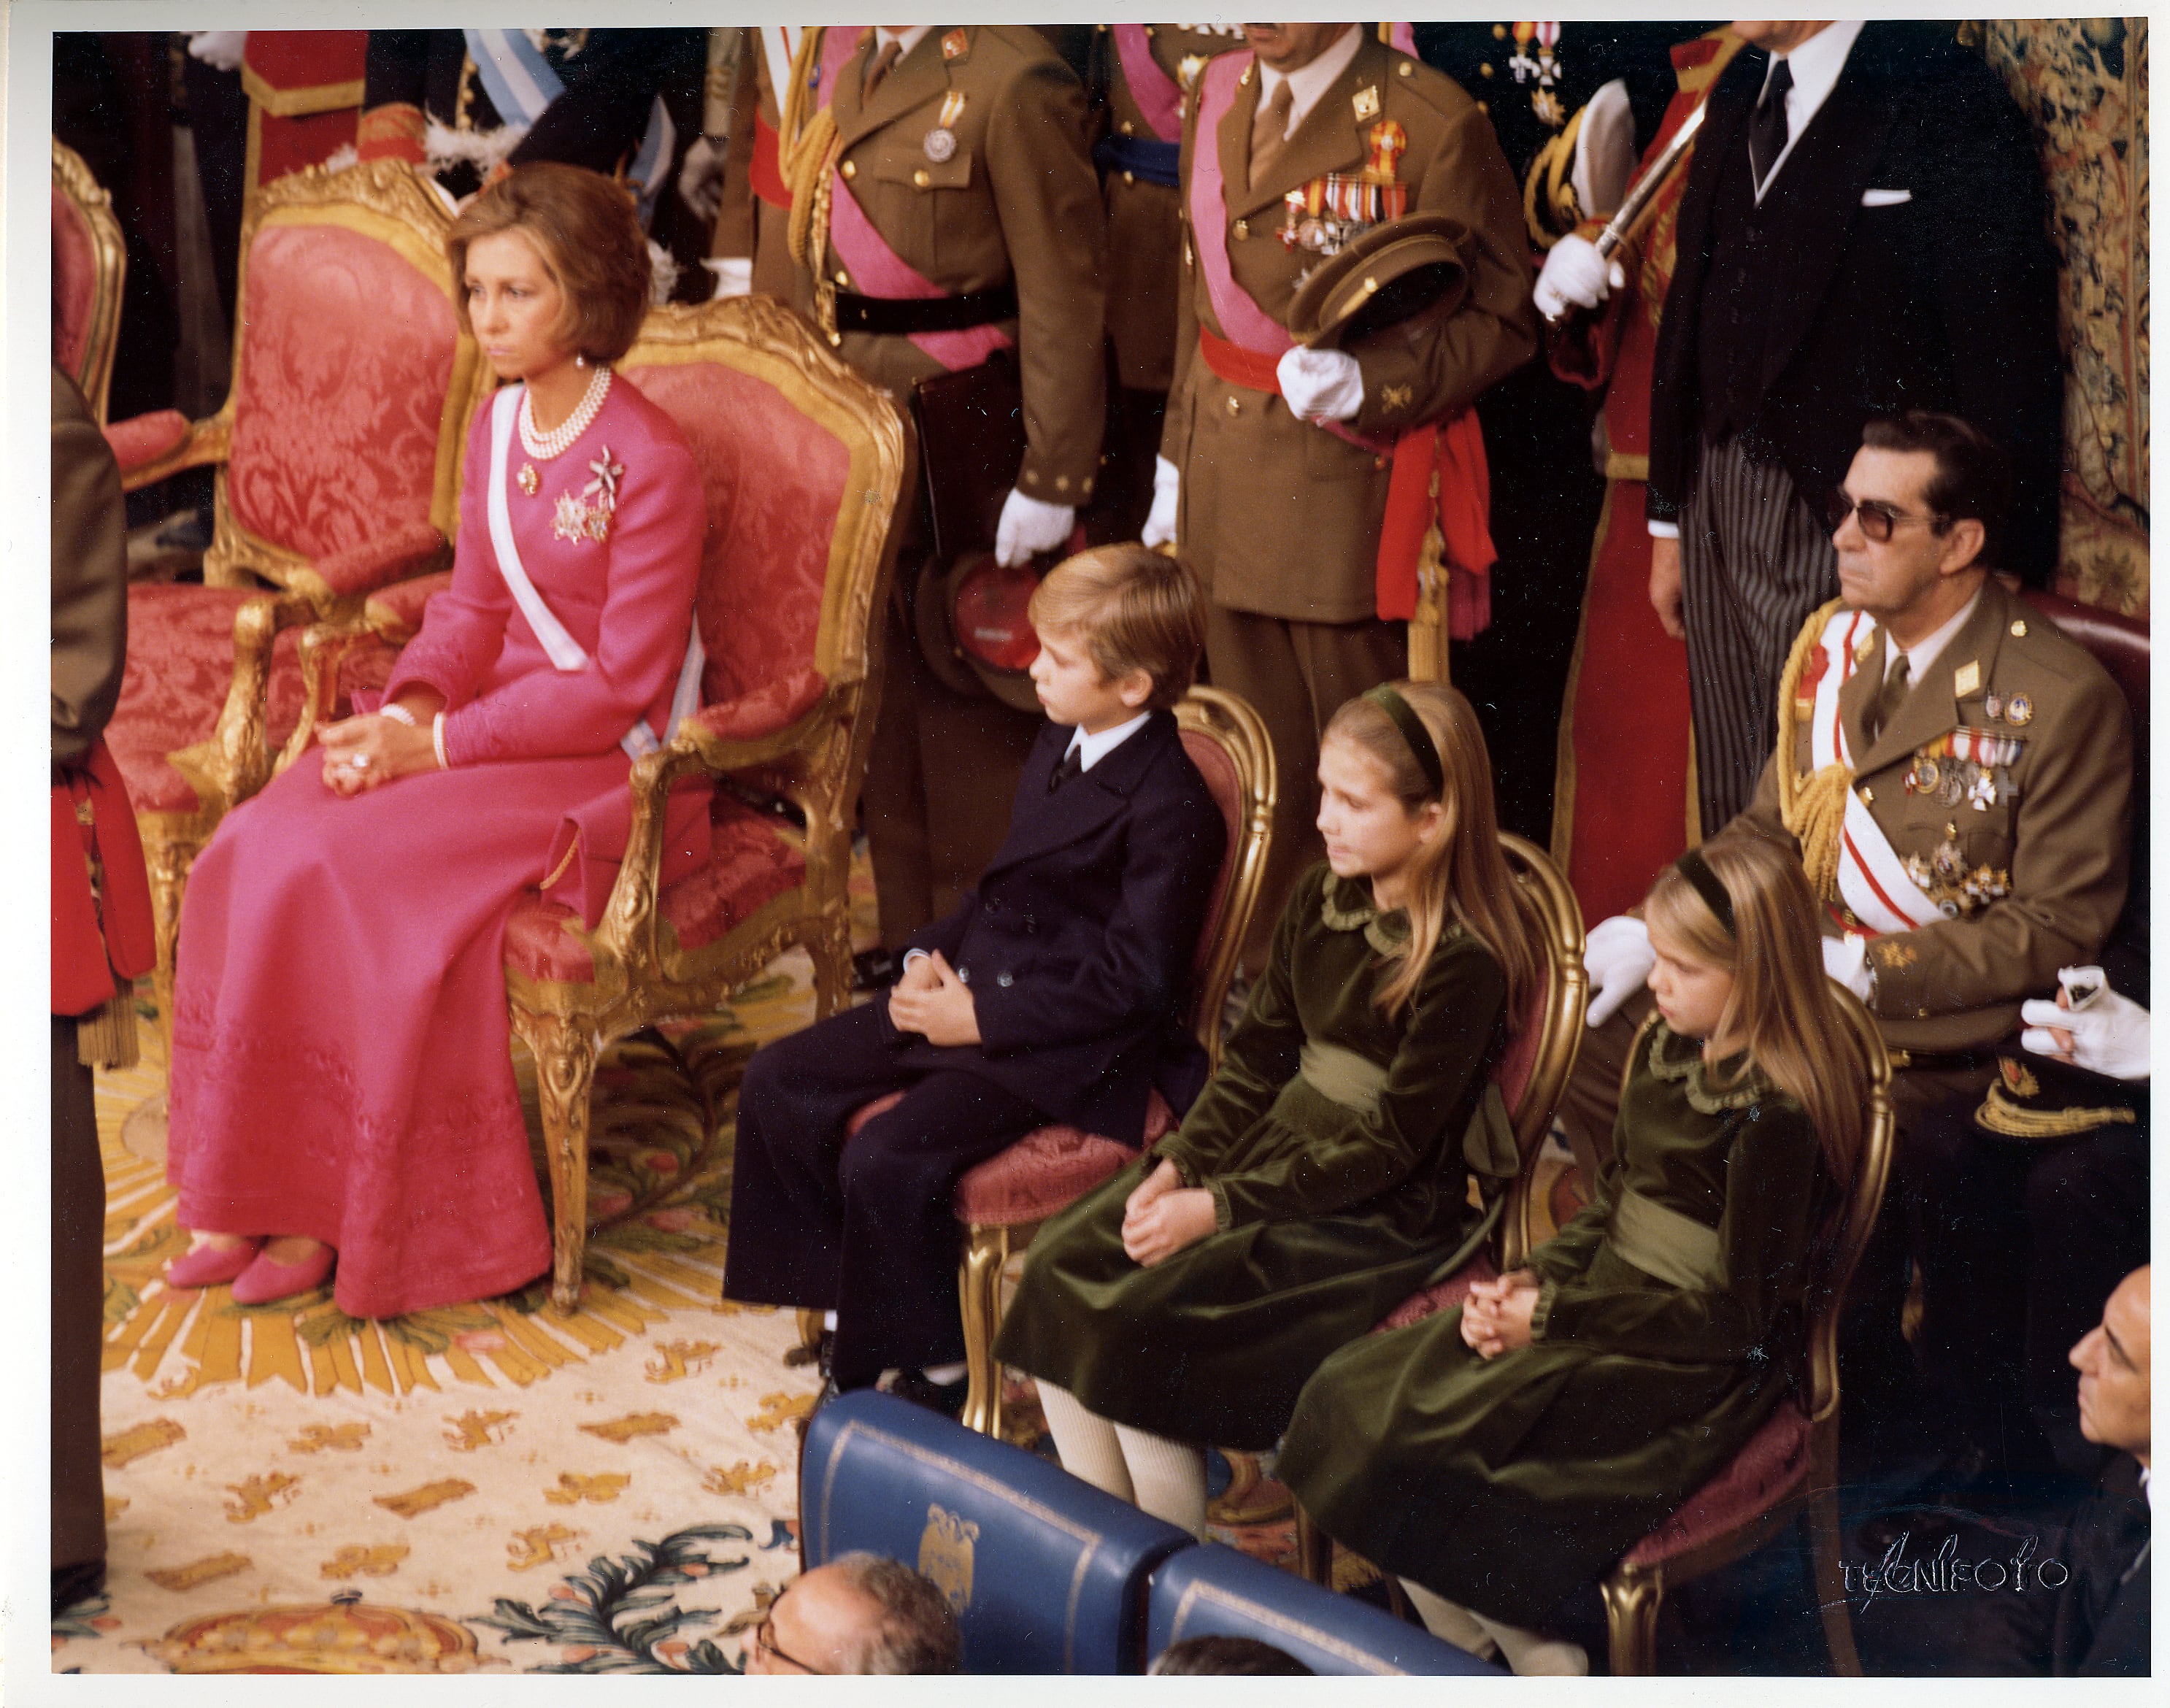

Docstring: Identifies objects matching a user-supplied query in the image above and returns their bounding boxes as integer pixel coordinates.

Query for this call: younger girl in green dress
[1277,831,1872,1674]
[994,682,1540,1537]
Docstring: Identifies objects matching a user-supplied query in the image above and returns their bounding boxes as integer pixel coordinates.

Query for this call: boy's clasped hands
[1461,1269,1539,1358]
[886,952,982,1047]
[1121,1159,1219,1267]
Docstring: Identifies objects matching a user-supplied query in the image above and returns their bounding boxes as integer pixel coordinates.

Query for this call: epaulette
[1380,49,1471,121]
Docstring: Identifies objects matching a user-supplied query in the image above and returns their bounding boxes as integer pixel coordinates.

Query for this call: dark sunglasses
[1822,488,1947,544]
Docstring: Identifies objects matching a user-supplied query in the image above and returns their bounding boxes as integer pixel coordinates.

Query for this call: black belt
[1886,1046,1997,1074]
[832,282,1018,337]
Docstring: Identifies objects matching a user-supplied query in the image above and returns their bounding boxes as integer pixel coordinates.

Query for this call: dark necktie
[863,38,901,104]
[1869,650,1909,744]
[1749,57,1793,188]
[1049,745,1084,792]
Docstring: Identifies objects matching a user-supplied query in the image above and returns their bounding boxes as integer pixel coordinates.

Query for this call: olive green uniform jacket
[1731,580,2132,1058]
[1163,32,1536,623]
[994,866,1515,1449]
[1280,1020,1825,1627]
[811,26,1108,506]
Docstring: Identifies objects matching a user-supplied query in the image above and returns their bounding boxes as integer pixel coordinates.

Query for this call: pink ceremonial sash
[825,29,1011,372]
[1388,23,1417,58]
[1188,54,1294,358]
[1112,23,1183,143]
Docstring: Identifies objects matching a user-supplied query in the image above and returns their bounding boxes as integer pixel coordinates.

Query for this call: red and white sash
[1802,607,1946,936]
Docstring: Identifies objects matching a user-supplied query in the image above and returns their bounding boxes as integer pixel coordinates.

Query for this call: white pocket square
[1861,188,1912,207]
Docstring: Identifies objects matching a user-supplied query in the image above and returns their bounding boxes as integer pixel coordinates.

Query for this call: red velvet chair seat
[104,409,190,475]
[502,799,807,985]
[108,585,307,815]
[1618,1402,1812,1570]
[1375,1255,1501,1331]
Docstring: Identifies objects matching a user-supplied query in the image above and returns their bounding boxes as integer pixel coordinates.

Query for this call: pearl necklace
[518,364,612,461]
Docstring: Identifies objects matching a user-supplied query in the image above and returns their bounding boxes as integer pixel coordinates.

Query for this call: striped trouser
[1680,433,1839,832]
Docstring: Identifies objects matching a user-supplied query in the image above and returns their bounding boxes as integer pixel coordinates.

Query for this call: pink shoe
[164,1238,263,1289]
[231,1244,336,1306]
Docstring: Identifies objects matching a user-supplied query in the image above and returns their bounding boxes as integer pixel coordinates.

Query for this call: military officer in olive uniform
[777,26,1109,958]
[1149,22,1534,968]
[1082,23,1247,538]
[1413,20,1715,842]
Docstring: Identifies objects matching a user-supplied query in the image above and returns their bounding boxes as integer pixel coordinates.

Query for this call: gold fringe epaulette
[77,988,139,1071]
[1775,598,1854,903]
[780,30,845,277]
[1974,1080,2138,1140]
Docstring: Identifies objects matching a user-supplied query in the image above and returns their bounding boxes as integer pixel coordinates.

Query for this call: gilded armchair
[51,139,126,425]
[101,159,489,1031]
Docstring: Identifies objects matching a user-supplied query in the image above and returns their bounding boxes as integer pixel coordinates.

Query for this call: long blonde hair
[1320,682,1539,1024]
[1643,831,1869,1183]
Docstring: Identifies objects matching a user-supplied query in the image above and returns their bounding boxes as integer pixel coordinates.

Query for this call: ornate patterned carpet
[58,861,1417,1675]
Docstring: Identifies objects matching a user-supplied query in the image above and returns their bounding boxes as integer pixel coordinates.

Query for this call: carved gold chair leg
[518,1007,599,1312]
[141,824,206,1055]
[1601,1558,1664,1675]
[1293,1501,1334,1586]
[809,908,853,1023]
[1808,1429,1862,1676]
[957,1222,1011,1438]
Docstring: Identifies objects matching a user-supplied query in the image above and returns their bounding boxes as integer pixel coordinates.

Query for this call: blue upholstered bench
[1146,1542,1504,1676]
[801,1390,1193,1673]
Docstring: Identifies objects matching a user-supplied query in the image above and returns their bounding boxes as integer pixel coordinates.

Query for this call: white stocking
[1034,1382,1134,1504]
[1400,1580,1588,1674]
[1399,1580,1501,1662]
[1113,1423,1209,1539]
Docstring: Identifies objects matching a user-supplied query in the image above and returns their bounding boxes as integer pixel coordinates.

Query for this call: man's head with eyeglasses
[1824,410,2012,648]
[744,1553,961,1675]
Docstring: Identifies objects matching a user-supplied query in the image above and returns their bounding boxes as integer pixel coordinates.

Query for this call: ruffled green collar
[1647,1018,1768,1113]
[1320,872,1413,958]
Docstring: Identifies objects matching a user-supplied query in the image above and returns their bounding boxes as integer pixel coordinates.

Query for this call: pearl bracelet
[378,703,418,728]
[432,712,449,770]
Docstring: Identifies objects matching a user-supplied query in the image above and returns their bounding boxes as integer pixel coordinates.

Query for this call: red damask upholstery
[107,586,309,816]
[1619,1404,1812,1571]
[103,409,190,474]
[955,1097,1177,1226]
[620,361,851,710]
[51,184,96,380]
[223,223,460,561]
[1177,731,1242,985]
[1376,1255,1500,1331]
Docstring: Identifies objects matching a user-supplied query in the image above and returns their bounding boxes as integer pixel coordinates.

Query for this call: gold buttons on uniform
[1493,23,1508,37]
[841,159,857,180]
[1861,786,1875,804]
[1480,63,1493,77]
[1399,61,1414,76]
[1945,822,1959,837]
[2010,619,2028,637]
[1373,455,1388,470]
[834,269,849,285]
[913,168,931,189]
[1226,396,1242,416]
[1055,475,1070,492]
[1477,99,1488,113]
[1234,218,1249,240]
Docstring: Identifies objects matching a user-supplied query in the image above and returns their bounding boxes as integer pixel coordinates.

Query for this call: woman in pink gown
[163,164,707,1319]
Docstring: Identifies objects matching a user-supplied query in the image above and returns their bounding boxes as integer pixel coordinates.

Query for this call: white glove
[1275,346,1364,423]
[1821,933,1875,1001]
[1534,233,1625,320]
[1583,915,1655,1028]
[1142,455,1180,550]
[994,488,1074,567]
[703,256,754,300]
[677,135,728,223]
[188,31,247,72]
[2021,986,2151,1082]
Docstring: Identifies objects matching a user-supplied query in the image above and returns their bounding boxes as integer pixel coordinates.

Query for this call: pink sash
[1112,23,1183,143]
[1388,23,1417,57]
[1188,53,1292,358]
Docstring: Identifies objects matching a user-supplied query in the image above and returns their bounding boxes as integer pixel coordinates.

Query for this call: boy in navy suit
[724,547,1228,1407]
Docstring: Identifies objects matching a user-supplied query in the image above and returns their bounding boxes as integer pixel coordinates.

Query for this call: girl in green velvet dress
[1277,832,1872,1674]
[995,682,1540,1537]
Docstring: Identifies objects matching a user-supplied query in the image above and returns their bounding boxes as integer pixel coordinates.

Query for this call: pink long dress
[167,377,708,1320]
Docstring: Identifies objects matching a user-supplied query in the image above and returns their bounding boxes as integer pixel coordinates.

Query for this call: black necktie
[1049,745,1083,792]
[1750,57,1793,188]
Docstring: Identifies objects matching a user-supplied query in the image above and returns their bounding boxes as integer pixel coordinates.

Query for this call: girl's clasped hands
[1461,1269,1539,1358]
[1120,1158,1219,1267]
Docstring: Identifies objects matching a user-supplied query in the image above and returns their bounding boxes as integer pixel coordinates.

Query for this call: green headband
[1364,685,1444,798]
[1674,847,1737,936]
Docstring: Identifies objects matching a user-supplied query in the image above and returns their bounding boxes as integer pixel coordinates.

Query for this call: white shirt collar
[1887,585,1982,685]
[1255,24,1364,138]
[874,26,934,65]
[1753,20,1866,197]
[1066,710,1151,772]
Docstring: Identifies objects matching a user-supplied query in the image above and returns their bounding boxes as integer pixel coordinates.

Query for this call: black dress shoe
[52,1559,105,1618]
[888,1368,969,1421]
[852,949,901,992]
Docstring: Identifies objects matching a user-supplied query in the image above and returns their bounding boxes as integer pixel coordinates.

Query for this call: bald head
[746,1556,959,1675]
[2071,1266,2150,1466]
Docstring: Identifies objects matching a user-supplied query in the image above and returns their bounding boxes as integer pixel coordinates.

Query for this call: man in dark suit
[723,550,1226,1408]
[1634,20,2061,833]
